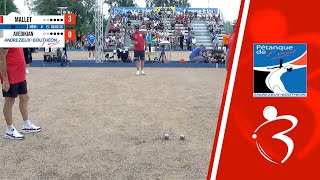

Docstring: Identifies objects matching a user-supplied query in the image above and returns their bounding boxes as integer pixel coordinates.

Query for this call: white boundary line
[210,0,251,179]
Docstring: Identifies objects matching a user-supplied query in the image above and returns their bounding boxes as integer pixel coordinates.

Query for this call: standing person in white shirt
[191,36,197,50]
[105,36,110,49]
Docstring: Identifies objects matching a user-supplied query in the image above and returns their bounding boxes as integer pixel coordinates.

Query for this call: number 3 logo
[252,106,298,164]
[64,14,76,25]
[68,15,72,23]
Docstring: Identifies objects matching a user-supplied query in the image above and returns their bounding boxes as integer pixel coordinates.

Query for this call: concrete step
[194,36,212,40]
[191,24,207,26]
[191,27,209,30]
[195,39,213,43]
[200,43,214,48]
[192,29,210,32]
[190,24,207,27]
[194,32,211,36]
[191,21,206,24]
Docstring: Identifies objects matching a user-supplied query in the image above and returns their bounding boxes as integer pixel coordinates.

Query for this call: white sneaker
[26,69,29,74]
[21,122,42,134]
[136,71,140,75]
[141,71,146,75]
[4,127,25,140]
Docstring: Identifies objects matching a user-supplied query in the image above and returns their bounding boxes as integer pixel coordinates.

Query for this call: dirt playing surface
[0,67,226,180]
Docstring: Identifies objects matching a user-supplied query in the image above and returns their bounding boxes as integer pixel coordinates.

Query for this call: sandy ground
[0,67,226,180]
[32,51,191,61]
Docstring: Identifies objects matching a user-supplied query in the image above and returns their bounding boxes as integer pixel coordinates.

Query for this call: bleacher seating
[106,7,227,52]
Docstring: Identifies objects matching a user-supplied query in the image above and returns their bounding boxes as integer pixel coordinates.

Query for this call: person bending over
[189,44,206,64]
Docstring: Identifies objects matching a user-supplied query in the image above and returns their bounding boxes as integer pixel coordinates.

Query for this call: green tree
[104,0,136,7]
[224,21,234,34]
[32,0,96,34]
[146,0,190,7]
[0,0,18,15]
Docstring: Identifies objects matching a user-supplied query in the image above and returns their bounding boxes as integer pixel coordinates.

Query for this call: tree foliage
[0,0,18,15]
[104,0,136,8]
[145,0,190,7]
[32,0,97,34]
[224,21,234,34]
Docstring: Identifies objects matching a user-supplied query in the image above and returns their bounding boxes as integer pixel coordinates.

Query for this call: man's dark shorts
[134,50,145,61]
[88,46,95,51]
[2,80,28,98]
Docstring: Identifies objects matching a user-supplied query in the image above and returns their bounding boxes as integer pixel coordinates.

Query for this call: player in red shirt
[0,47,42,140]
[0,12,41,140]
[131,24,147,75]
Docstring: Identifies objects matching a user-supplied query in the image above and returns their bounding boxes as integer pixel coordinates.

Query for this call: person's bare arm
[0,48,8,79]
[0,48,9,92]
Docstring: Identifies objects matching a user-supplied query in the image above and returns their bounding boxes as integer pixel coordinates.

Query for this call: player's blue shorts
[134,50,145,61]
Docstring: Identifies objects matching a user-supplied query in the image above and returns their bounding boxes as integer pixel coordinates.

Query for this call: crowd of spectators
[59,8,229,64]
[66,8,224,53]
[107,8,228,64]
[107,8,223,51]
[205,11,225,49]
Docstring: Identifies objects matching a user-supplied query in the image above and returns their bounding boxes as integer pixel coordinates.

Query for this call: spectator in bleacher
[212,50,225,63]
[170,36,179,50]
[109,21,116,33]
[166,9,171,18]
[170,19,175,30]
[127,19,131,27]
[87,32,96,60]
[213,36,220,50]
[188,10,193,23]
[211,30,216,41]
[187,33,193,51]
[116,36,123,48]
[179,33,185,50]
[183,15,189,27]
[205,51,213,63]
[123,15,128,24]
[187,24,193,34]
[191,36,197,50]
[155,32,161,43]
[223,33,230,50]
[189,44,206,63]
[146,20,152,30]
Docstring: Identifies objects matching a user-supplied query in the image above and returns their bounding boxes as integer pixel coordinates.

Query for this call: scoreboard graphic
[0,14,76,48]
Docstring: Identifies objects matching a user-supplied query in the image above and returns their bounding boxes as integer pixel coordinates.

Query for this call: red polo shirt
[132,31,145,51]
[0,48,26,84]
[226,34,235,71]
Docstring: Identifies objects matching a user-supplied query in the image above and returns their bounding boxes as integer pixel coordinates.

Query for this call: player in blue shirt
[146,33,152,52]
[87,32,95,60]
[189,44,206,63]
